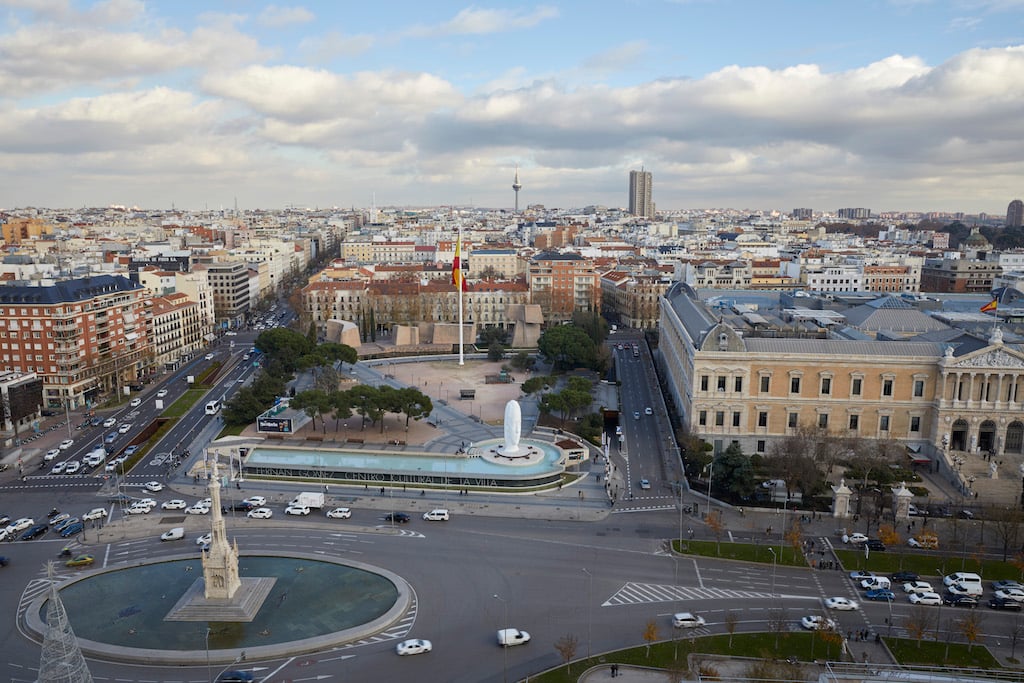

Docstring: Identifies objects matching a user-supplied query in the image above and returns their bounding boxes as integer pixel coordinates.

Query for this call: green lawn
[834,548,1024,582]
[886,637,1001,668]
[163,386,211,418]
[674,539,808,567]
[217,422,247,439]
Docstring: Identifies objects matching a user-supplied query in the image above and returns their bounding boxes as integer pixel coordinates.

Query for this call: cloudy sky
[3,0,1024,214]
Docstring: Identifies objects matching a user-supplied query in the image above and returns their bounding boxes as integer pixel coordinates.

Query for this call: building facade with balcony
[0,275,150,409]
[148,294,206,371]
[527,252,601,324]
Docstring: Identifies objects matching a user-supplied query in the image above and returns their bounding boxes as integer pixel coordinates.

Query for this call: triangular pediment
[950,346,1024,369]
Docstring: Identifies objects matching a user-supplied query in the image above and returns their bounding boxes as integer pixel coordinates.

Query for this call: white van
[943,572,983,595]
[497,628,531,647]
[422,509,450,521]
[860,576,891,590]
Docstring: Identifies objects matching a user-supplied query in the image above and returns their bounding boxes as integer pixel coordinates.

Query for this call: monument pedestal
[165,577,277,622]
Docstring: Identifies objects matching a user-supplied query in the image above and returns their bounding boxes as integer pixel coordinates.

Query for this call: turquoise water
[246,442,563,477]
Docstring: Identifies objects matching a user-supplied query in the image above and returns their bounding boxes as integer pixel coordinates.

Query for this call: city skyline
[2,1,1024,213]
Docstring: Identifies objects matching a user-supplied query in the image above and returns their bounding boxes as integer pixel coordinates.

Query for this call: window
[758,411,768,427]
[756,440,766,453]
[788,412,798,428]
[849,414,859,430]
[852,378,862,396]
[715,411,725,427]
[880,415,890,431]
[717,376,727,392]
[910,416,921,433]
[818,413,829,429]
[732,412,741,427]
[882,379,893,397]
[698,410,707,426]
[821,377,832,395]
[760,376,770,393]
[734,377,743,392]
[913,380,924,398]
[790,377,801,394]
[700,375,709,391]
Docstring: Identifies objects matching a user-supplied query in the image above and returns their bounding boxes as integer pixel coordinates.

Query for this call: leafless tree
[904,605,935,648]
[990,506,1024,561]
[724,611,739,648]
[642,620,659,658]
[766,607,788,649]
[553,633,579,673]
[957,611,984,651]
[1008,613,1024,660]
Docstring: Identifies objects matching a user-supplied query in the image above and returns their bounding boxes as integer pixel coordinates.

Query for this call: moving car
[82,508,106,521]
[285,505,310,516]
[102,418,117,428]
[497,628,532,646]
[903,581,933,594]
[395,638,432,656]
[59,439,74,450]
[130,398,142,407]
[104,432,117,445]
[644,407,653,415]
[50,462,67,475]
[243,496,266,507]
[672,612,706,628]
[123,445,140,456]
[633,411,640,420]
[908,536,940,549]
[161,500,187,510]
[216,672,254,683]
[160,527,185,541]
[125,504,151,515]
[423,509,450,521]
[909,592,943,605]
[865,589,895,601]
[196,533,212,546]
[384,512,411,523]
[846,533,869,545]
[326,507,352,519]
[44,448,60,461]
[205,353,215,360]
[65,554,94,568]
[247,507,273,519]
[638,479,651,490]
[186,503,210,515]
[144,481,164,492]
[825,597,859,611]
[156,389,168,398]
[118,423,132,434]
[800,615,837,631]
[63,461,81,474]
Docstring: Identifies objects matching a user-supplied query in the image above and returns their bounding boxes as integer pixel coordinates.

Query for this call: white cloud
[402,5,559,37]
[257,4,314,28]
[581,41,649,71]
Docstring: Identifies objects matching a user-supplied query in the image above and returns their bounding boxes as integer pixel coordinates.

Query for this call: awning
[906,444,930,464]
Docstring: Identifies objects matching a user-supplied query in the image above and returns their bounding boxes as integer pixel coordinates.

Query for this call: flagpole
[458,224,464,366]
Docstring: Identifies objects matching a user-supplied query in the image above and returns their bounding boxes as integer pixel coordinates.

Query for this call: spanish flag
[451,236,467,292]
[981,299,997,313]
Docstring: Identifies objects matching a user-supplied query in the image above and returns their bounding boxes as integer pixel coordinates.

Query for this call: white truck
[497,628,531,647]
[290,492,325,509]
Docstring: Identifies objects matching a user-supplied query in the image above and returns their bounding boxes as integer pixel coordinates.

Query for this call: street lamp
[205,627,212,683]
[581,568,593,663]
[767,547,777,598]
[494,593,508,683]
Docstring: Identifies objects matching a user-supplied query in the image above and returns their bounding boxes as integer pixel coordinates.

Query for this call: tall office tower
[792,208,813,220]
[512,165,522,212]
[1007,199,1024,228]
[629,169,654,218]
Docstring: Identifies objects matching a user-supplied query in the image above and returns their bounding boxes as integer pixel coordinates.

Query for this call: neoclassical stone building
[656,284,1024,480]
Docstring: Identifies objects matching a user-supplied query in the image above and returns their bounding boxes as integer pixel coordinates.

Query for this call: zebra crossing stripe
[602,582,817,607]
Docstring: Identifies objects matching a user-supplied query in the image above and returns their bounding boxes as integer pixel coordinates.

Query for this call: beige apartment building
[148,294,206,370]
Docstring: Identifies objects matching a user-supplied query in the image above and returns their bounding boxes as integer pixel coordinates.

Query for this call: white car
[326,507,352,519]
[824,597,859,611]
[422,509,450,521]
[63,461,81,474]
[102,418,117,428]
[59,439,74,450]
[800,615,838,631]
[118,423,132,434]
[144,481,164,492]
[156,389,168,398]
[205,353,215,361]
[130,398,142,407]
[395,639,432,656]
[247,507,273,519]
[44,448,61,461]
[243,496,266,507]
[285,505,310,516]
[672,612,706,628]
[82,508,106,521]
[50,462,67,475]
[9,517,33,533]
[160,527,185,542]
[995,588,1024,603]
[845,532,869,544]
[125,504,151,515]
[909,592,943,605]
[644,407,653,415]
[903,581,934,594]
[196,532,212,546]
[185,504,210,515]
[161,499,187,510]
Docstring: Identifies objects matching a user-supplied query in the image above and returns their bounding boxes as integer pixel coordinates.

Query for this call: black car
[231,501,255,512]
[866,539,886,551]
[0,556,9,567]
[944,594,978,607]
[217,671,254,683]
[21,523,48,540]
[891,571,919,582]
[384,512,411,524]
[989,597,1023,610]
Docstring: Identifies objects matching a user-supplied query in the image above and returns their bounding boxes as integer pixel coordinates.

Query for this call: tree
[642,620,659,658]
[957,611,984,651]
[509,351,534,371]
[706,512,726,555]
[991,506,1024,561]
[766,607,788,649]
[571,310,608,345]
[1008,613,1024,660]
[537,325,597,371]
[291,389,332,433]
[553,634,579,673]
[487,340,504,361]
[255,328,313,372]
[223,388,266,425]
[345,385,383,429]
[712,443,755,499]
[784,518,803,564]
[724,611,738,648]
[393,387,433,431]
[904,605,935,648]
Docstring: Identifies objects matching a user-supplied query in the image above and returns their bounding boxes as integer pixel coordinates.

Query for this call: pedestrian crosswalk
[602,581,816,607]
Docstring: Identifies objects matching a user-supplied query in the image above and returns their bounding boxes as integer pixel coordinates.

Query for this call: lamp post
[494,593,508,683]
[205,627,212,683]
[767,547,777,598]
[935,567,945,642]
[582,568,593,663]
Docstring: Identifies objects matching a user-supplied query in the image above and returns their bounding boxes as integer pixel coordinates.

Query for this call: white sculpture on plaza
[498,400,522,457]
